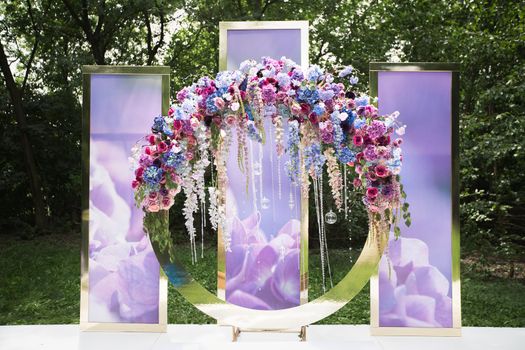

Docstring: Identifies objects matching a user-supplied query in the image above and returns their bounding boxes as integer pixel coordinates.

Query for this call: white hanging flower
[396,125,406,135]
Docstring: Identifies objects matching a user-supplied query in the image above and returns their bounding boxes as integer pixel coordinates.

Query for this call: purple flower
[367,120,387,139]
[364,145,378,161]
[379,237,452,328]
[261,84,277,103]
[226,213,301,310]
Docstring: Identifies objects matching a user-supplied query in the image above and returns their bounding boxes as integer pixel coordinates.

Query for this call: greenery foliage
[0,1,523,267]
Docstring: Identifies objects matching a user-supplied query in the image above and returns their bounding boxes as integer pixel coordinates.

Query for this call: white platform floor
[1,325,524,350]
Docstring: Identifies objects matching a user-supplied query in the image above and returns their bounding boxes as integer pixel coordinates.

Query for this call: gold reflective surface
[80,66,170,332]
[368,62,462,336]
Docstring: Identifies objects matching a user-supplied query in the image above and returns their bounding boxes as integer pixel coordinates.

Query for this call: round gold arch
[147,211,387,330]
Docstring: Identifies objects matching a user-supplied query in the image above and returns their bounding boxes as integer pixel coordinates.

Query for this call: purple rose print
[379,237,452,327]
[226,211,301,310]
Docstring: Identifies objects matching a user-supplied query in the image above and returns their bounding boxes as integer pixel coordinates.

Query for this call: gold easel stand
[232,326,307,342]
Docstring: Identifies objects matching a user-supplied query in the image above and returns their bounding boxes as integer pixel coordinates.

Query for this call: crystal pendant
[288,192,295,210]
[325,209,337,224]
[261,196,270,209]
[253,162,262,176]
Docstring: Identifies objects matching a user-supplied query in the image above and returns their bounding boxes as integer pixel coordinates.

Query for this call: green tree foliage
[1,0,523,263]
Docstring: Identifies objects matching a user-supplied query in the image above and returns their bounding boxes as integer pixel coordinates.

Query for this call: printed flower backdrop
[379,237,452,327]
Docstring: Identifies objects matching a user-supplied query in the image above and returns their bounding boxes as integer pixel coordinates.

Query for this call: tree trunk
[0,42,47,230]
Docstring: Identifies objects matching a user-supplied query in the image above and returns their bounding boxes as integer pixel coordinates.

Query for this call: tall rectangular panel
[369,63,461,336]
[81,66,169,331]
[218,21,309,309]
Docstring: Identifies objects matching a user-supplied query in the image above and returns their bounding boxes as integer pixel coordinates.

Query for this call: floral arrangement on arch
[130,57,410,257]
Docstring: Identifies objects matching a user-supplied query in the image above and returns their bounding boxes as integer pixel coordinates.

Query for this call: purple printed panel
[89,75,161,323]
[226,29,302,70]
[377,71,453,327]
[225,28,304,309]
[225,119,302,310]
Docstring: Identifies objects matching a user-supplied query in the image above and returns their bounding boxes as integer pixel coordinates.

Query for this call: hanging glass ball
[261,196,270,209]
[325,209,337,224]
[252,162,262,176]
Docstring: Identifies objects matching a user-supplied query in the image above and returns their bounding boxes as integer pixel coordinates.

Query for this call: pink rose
[375,164,389,178]
[353,178,362,188]
[214,97,225,110]
[160,196,174,210]
[366,187,379,199]
[148,204,160,213]
[225,115,237,126]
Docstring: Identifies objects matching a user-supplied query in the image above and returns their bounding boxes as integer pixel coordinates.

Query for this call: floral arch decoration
[130,57,410,328]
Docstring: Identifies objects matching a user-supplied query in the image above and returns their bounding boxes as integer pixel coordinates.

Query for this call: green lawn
[1,234,524,327]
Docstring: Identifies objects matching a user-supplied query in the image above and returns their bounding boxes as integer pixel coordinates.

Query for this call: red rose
[173,120,183,131]
[135,167,144,179]
[157,142,167,153]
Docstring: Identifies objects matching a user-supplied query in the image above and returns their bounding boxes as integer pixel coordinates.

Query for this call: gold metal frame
[80,65,170,332]
[368,62,461,336]
[217,20,310,305]
[218,21,310,71]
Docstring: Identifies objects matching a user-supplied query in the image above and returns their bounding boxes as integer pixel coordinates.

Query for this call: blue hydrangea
[307,65,324,82]
[285,121,301,183]
[304,142,326,177]
[152,116,173,136]
[205,94,219,114]
[355,95,370,107]
[276,72,291,87]
[349,76,359,85]
[152,116,166,133]
[330,112,345,146]
[290,68,304,81]
[313,103,326,116]
[297,88,319,105]
[337,147,356,164]
[164,151,186,170]
[353,117,366,129]
[318,89,335,101]
[338,65,354,78]
[143,166,164,189]
[215,71,234,88]
[162,124,174,137]
[197,76,213,88]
